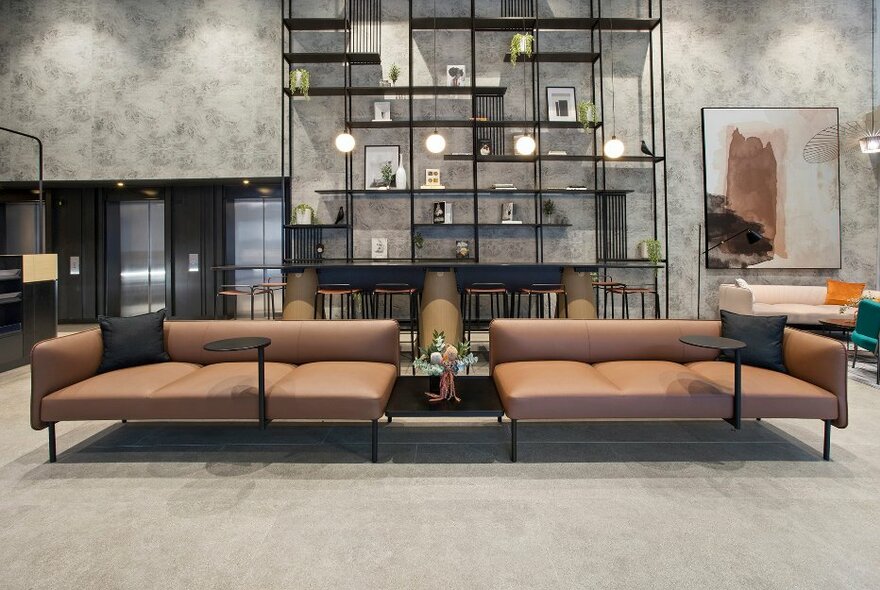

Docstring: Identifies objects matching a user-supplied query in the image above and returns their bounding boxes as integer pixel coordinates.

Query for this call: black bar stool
[593,275,625,319]
[371,283,420,374]
[608,285,660,319]
[259,276,286,319]
[516,283,566,318]
[215,284,271,320]
[314,284,363,319]
[462,283,509,343]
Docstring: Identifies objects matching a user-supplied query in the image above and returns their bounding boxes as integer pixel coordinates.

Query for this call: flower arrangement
[414,331,478,403]
[839,294,872,315]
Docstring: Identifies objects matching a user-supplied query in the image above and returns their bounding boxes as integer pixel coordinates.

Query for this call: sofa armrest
[30,329,103,430]
[718,284,754,315]
[783,328,848,428]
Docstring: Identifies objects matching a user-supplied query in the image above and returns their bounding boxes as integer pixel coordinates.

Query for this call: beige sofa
[31,320,400,463]
[719,283,878,325]
[490,319,848,462]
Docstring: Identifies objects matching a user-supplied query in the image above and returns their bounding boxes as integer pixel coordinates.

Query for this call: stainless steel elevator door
[231,198,282,317]
[119,201,165,316]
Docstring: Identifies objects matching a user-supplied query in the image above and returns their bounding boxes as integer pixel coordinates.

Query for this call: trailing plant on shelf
[388,63,401,85]
[380,162,395,188]
[638,238,662,274]
[293,203,315,225]
[576,100,599,130]
[289,68,310,98]
[508,33,534,66]
[413,232,424,251]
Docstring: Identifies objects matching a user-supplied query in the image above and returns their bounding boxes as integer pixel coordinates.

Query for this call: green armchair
[852,298,880,384]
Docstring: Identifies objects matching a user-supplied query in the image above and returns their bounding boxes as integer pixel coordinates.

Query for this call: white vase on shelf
[395,154,407,189]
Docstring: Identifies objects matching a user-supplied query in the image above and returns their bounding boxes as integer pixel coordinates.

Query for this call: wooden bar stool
[607,285,660,319]
[215,284,270,320]
[314,284,363,320]
[371,283,420,374]
[516,284,566,318]
[593,275,625,319]
[462,283,509,343]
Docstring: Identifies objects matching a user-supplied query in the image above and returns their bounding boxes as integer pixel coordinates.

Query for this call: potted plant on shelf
[637,238,662,273]
[413,331,478,403]
[542,199,555,221]
[289,68,310,98]
[293,203,315,225]
[380,162,395,189]
[509,33,534,66]
[576,100,599,130]
[388,63,401,86]
[413,232,424,251]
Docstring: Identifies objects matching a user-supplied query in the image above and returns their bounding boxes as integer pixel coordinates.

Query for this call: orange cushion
[825,280,865,305]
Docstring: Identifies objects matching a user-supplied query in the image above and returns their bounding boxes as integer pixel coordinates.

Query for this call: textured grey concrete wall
[1,0,878,317]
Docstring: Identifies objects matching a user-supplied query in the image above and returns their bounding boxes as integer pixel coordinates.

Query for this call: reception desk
[214,261,660,347]
[0,254,58,372]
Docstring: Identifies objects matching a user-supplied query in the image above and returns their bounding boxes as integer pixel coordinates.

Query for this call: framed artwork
[424,169,442,187]
[455,240,470,259]
[432,201,448,224]
[546,87,577,122]
[446,65,466,87]
[702,107,841,269]
[501,202,514,221]
[364,145,400,190]
[373,101,391,121]
[371,237,388,259]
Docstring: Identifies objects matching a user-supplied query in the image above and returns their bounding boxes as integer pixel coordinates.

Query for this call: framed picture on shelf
[546,87,577,122]
[432,201,448,224]
[422,168,444,189]
[364,145,400,190]
[371,237,388,259]
[373,101,391,122]
[501,202,514,222]
[446,65,466,87]
[455,240,470,259]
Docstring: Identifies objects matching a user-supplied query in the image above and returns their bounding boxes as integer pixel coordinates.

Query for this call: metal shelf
[284,52,381,64]
[408,16,660,32]
[283,224,350,229]
[503,52,600,63]
[283,18,348,30]
[284,86,508,98]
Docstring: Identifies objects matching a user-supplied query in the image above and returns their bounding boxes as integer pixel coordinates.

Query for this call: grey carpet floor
[1,355,879,589]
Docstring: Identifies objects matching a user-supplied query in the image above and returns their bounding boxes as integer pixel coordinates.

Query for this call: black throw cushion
[719,310,787,373]
[97,309,170,373]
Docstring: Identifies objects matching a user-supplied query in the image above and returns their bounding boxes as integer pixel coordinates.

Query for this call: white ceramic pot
[637,241,649,259]
[295,209,312,225]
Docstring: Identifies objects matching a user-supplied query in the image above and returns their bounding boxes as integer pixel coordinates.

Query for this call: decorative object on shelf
[446,65,466,87]
[364,145,400,190]
[547,150,567,156]
[334,206,345,225]
[425,0,446,154]
[432,201,448,224]
[379,79,393,88]
[479,139,492,156]
[501,202,514,222]
[422,169,444,189]
[371,237,388,259]
[576,100,599,130]
[388,63,401,86]
[493,183,516,190]
[547,87,577,122]
[315,242,325,258]
[603,16,624,158]
[455,240,469,258]
[413,232,424,251]
[638,238,663,275]
[335,132,356,153]
[703,107,840,269]
[293,203,315,225]
[289,68,310,98]
[413,331,478,403]
[395,154,407,189]
[508,33,534,67]
[542,199,555,219]
[373,101,391,121]
[640,140,654,157]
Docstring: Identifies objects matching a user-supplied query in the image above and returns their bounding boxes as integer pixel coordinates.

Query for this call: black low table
[203,337,272,429]
[680,335,746,429]
[385,376,504,422]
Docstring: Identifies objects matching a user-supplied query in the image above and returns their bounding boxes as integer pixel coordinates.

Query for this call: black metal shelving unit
[282,0,668,315]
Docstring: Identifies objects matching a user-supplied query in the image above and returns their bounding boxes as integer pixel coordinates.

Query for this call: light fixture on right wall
[603,13,623,159]
[860,0,879,153]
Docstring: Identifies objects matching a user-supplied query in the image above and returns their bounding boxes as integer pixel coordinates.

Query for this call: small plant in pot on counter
[293,203,315,225]
[508,33,534,66]
[289,68,310,98]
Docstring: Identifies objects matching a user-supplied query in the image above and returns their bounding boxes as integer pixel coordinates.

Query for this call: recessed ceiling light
[243,179,250,185]
[116,182,125,188]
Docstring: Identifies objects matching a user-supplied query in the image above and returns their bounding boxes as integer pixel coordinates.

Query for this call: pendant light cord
[608,12,616,137]
[432,0,438,131]
[872,0,876,131]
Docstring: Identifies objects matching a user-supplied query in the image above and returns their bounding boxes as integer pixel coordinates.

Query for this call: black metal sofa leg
[371,419,378,463]
[511,419,517,462]
[48,423,56,463]
[823,420,831,461]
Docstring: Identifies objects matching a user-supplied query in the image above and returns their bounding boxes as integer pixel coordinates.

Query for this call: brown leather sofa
[490,319,847,461]
[31,320,400,462]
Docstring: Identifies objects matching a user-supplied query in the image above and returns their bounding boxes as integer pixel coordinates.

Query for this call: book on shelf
[501,220,523,224]
[547,150,568,155]
[420,185,446,190]
[492,187,518,191]
[566,186,589,191]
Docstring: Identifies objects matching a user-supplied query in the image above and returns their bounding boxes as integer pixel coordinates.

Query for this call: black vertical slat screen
[350,0,380,56]
[597,192,628,261]
[289,227,324,262]
[475,94,506,155]
[501,0,534,18]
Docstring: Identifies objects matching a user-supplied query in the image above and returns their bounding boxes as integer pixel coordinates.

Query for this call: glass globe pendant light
[335,131,356,153]
[426,131,446,154]
[514,30,536,157]
[603,15,624,159]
